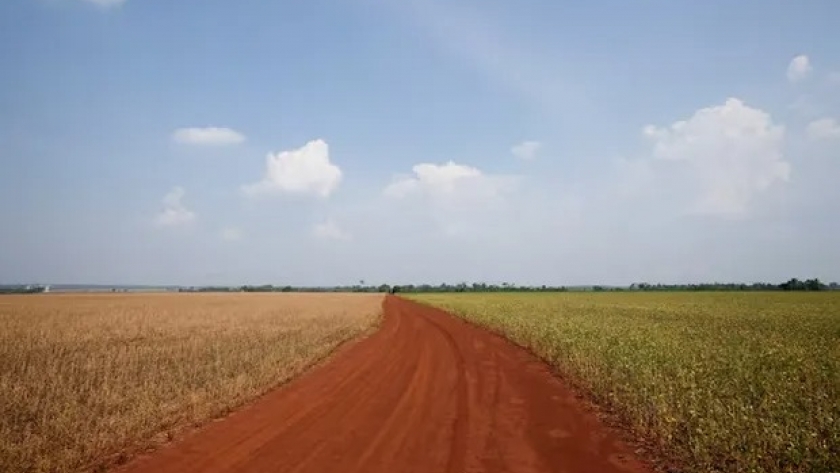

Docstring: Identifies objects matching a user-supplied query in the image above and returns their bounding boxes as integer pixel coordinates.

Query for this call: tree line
[0,285,49,294]
[629,278,836,292]
[178,278,838,294]
[5,278,836,295]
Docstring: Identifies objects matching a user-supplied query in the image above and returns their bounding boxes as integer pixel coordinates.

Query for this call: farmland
[409,292,840,473]
[0,293,382,473]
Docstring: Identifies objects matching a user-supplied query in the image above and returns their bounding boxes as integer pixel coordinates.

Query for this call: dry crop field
[0,293,382,473]
[410,292,840,473]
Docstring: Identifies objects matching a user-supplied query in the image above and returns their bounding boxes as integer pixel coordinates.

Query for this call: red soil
[119,296,651,473]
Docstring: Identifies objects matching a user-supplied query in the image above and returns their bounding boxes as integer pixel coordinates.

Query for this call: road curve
[120,296,651,473]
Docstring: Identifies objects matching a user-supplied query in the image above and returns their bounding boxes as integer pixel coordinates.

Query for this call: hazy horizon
[3,278,836,291]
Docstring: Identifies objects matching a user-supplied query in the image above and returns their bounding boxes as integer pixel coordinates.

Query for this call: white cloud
[172,127,246,146]
[511,140,541,160]
[312,219,351,241]
[156,187,196,226]
[787,55,812,83]
[384,161,481,198]
[220,227,243,241]
[243,139,342,198]
[643,98,789,216]
[384,161,509,201]
[806,118,840,140]
[79,0,126,7]
[383,161,518,237]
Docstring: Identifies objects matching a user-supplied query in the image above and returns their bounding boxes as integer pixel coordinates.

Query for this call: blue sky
[2,0,839,286]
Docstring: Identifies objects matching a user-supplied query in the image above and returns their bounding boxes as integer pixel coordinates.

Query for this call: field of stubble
[0,293,382,473]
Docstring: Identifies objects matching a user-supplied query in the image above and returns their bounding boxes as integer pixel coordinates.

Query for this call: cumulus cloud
[806,118,840,140]
[384,161,513,202]
[312,219,351,241]
[220,227,243,241]
[383,161,518,237]
[787,55,812,83]
[384,161,480,198]
[172,127,246,146]
[156,187,196,226]
[243,140,342,198]
[511,140,541,160]
[643,98,789,216]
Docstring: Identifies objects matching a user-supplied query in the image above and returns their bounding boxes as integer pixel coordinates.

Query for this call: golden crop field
[410,292,840,473]
[0,293,382,473]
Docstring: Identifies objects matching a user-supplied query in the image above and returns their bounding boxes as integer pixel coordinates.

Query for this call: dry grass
[0,293,382,473]
[411,292,840,473]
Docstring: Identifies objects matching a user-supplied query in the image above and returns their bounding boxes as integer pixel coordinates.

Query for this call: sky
[1,0,839,287]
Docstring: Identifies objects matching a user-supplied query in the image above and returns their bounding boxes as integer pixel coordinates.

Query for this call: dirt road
[121,296,650,473]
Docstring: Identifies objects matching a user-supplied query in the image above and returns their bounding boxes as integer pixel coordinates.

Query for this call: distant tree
[804,278,825,291]
[778,278,824,291]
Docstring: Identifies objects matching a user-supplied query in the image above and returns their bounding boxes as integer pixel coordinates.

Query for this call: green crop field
[409,292,840,473]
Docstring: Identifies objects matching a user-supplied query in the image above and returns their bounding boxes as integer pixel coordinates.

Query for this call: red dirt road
[120,296,651,473]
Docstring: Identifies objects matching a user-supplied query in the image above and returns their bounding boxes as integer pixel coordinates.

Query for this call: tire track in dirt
[412,302,471,473]
[118,296,651,473]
